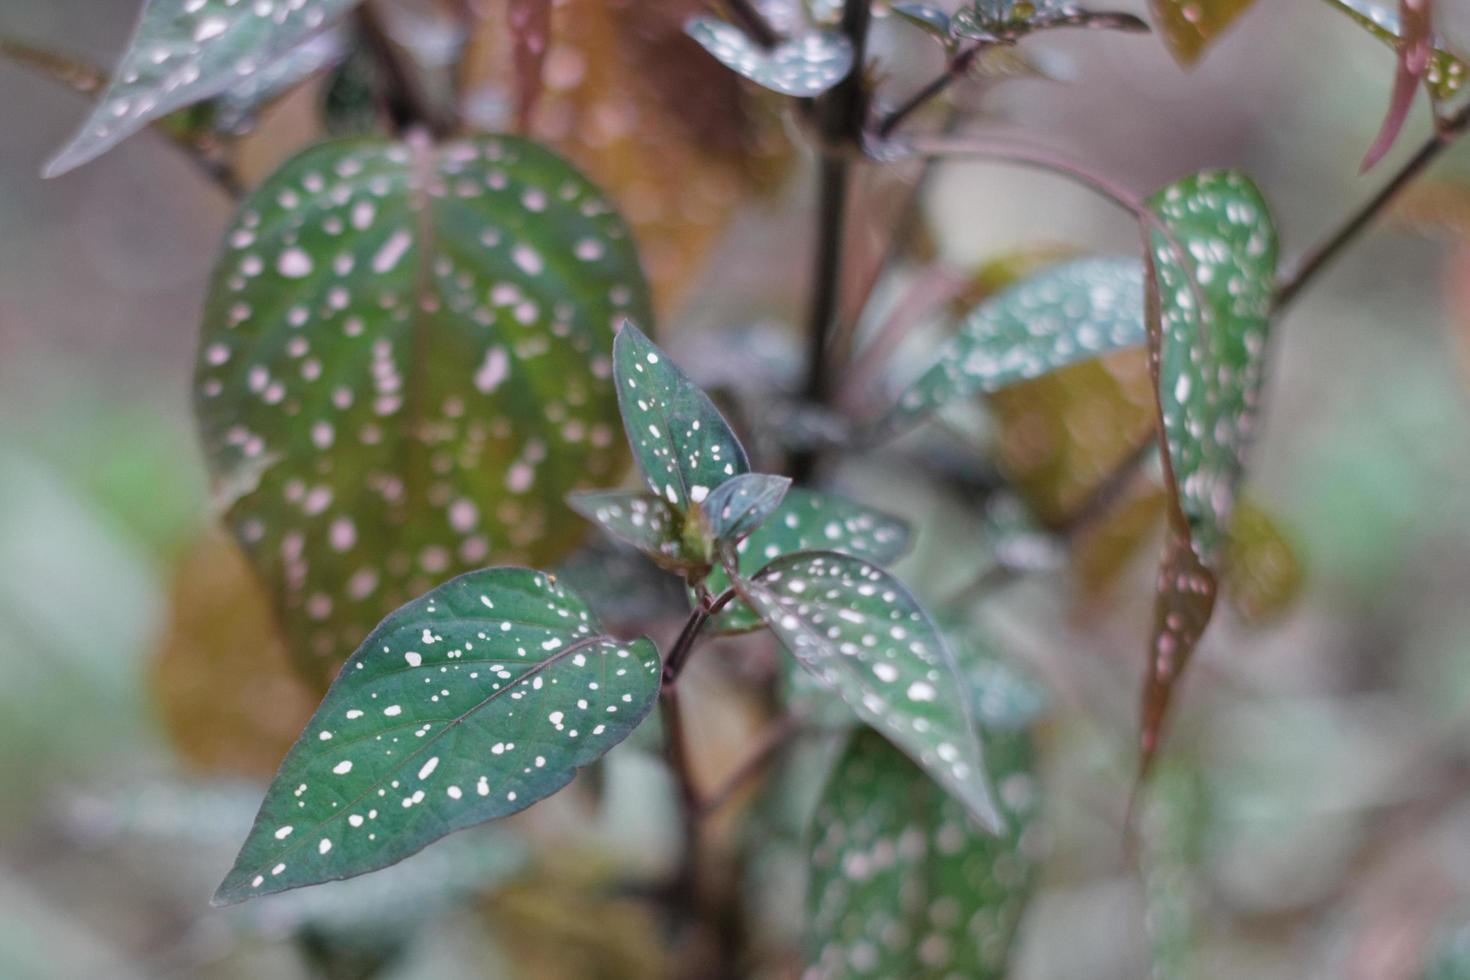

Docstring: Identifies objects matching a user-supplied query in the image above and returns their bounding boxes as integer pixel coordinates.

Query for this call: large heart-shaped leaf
[44,0,361,176]
[613,320,748,512]
[195,135,651,684]
[1324,0,1468,103]
[737,552,1002,830]
[685,17,855,97]
[214,567,660,904]
[806,725,1040,979]
[705,488,912,633]
[887,257,1147,434]
[1148,0,1258,65]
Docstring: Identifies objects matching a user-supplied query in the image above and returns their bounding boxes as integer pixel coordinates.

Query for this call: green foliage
[215,567,660,904]
[195,135,650,683]
[887,256,1147,433]
[684,17,855,97]
[737,551,1003,830]
[566,490,696,575]
[45,0,361,176]
[702,472,794,544]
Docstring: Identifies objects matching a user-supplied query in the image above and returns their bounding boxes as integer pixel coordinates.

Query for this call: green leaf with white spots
[1146,170,1278,567]
[737,551,1003,831]
[951,1,1149,41]
[893,3,955,45]
[612,321,748,514]
[685,17,855,97]
[1148,0,1258,65]
[195,135,651,684]
[806,725,1040,979]
[566,490,702,575]
[886,257,1147,435]
[210,29,347,136]
[44,0,361,176]
[1324,0,1469,102]
[704,488,912,634]
[702,473,792,545]
[214,566,661,905]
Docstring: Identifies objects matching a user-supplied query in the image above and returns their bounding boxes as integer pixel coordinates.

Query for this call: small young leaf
[1147,170,1278,566]
[214,567,660,905]
[685,17,855,97]
[887,257,1147,434]
[1323,0,1468,103]
[44,0,360,176]
[195,135,651,684]
[566,490,699,574]
[704,488,912,633]
[1360,0,1435,172]
[737,551,1002,830]
[1147,0,1258,65]
[701,472,792,545]
[806,726,1040,979]
[1140,528,1217,769]
[612,321,749,512]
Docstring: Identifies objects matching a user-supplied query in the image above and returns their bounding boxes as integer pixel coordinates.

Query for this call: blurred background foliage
[4,0,1470,977]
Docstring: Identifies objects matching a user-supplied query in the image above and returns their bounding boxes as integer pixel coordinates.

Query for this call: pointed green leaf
[195,135,651,684]
[806,724,1040,979]
[685,17,855,97]
[566,489,701,574]
[1147,170,1278,566]
[737,551,1002,830]
[44,0,361,176]
[893,3,955,44]
[214,567,660,905]
[704,488,912,634]
[1148,0,1258,65]
[210,29,347,136]
[952,1,1149,40]
[888,257,1148,434]
[612,321,749,513]
[1323,0,1468,102]
[702,473,792,544]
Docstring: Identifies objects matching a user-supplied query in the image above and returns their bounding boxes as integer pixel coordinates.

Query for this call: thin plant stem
[356,2,455,138]
[1274,101,1470,312]
[875,43,986,140]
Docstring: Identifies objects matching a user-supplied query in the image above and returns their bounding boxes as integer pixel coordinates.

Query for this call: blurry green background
[5,1,1470,977]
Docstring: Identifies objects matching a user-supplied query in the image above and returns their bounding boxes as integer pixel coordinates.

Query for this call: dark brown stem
[356,2,454,138]
[875,43,985,140]
[1274,101,1470,312]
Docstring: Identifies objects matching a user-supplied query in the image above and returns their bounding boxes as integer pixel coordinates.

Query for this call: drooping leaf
[685,17,855,97]
[612,320,749,512]
[1147,170,1278,566]
[509,0,553,130]
[566,489,701,575]
[44,0,361,176]
[214,567,661,904]
[1360,0,1435,172]
[1324,0,1468,103]
[1147,0,1258,65]
[702,472,792,544]
[705,488,912,634]
[887,257,1148,435]
[195,135,650,684]
[737,551,1002,830]
[1139,527,1217,772]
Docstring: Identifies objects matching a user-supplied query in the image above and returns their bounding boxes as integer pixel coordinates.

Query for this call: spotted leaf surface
[44,0,360,176]
[888,257,1147,434]
[702,472,792,545]
[952,1,1148,40]
[214,567,660,904]
[685,17,855,97]
[195,136,650,684]
[613,321,748,512]
[1147,170,1277,567]
[704,489,912,634]
[1140,527,1217,772]
[1148,0,1258,65]
[1323,0,1468,102]
[893,3,954,44]
[566,489,699,574]
[738,552,1002,830]
[806,726,1039,979]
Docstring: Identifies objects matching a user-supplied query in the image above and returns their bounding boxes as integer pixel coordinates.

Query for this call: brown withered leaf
[1224,498,1304,626]
[152,533,317,776]
[1149,0,1258,66]
[1139,525,1217,773]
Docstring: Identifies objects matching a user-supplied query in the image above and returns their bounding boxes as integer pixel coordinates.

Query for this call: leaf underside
[195,135,651,684]
[215,566,660,904]
[739,551,1002,831]
[685,17,855,97]
[45,0,361,176]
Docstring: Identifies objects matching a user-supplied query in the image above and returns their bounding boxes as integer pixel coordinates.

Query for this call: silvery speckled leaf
[685,17,854,97]
[45,0,361,176]
[215,567,660,904]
